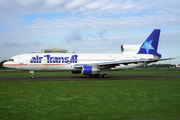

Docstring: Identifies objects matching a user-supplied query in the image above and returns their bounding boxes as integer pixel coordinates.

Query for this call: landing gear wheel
[89,74,108,78]
[95,74,99,78]
[103,74,108,78]
[31,75,35,79]
[98,74,103,78]
[89,75,94,78]
[30,71,35,79]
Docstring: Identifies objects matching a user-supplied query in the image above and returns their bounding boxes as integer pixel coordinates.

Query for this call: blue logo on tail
[137,29,161,58]
[141,39,154,54]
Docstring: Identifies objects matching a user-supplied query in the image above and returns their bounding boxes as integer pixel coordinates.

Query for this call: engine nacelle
[82,65,99,75]
[121,44,141,53]
[70,71,81,74]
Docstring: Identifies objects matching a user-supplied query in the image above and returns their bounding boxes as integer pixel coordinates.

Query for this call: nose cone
[3,61,13,69]
[3,62,8,68]
[3,61,17,70]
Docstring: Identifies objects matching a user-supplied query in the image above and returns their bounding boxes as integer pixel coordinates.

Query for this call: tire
[31,75,35,79]
[89,75,93,78]
[98,74,103,78]
[103,74,108,78]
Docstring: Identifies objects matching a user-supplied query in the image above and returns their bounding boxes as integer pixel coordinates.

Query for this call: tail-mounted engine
[121,44,141,53]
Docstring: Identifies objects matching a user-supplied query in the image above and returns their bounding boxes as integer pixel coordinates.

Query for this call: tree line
[140,64,176,69]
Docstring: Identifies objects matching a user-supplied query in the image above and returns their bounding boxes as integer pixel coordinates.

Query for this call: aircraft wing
[74,58,174,69]
[98,58,173,66]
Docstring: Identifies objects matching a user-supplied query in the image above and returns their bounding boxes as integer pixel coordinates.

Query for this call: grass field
[0,69,180,120]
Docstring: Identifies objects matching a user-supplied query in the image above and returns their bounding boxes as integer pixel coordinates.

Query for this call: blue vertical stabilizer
[137,29,161,58]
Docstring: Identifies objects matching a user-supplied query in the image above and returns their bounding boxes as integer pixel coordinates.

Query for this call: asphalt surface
[1,75,180,81]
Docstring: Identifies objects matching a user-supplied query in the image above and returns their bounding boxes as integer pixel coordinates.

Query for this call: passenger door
[19,57,24,64]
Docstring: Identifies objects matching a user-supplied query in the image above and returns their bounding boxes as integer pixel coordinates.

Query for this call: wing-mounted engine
[82,65,99,75]
[73,64,108,78]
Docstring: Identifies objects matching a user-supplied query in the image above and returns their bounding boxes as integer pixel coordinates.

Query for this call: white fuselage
[4,53,154,71]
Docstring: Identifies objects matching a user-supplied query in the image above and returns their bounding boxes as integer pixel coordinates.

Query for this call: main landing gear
[89,74,108,78]
[30,71,35,79]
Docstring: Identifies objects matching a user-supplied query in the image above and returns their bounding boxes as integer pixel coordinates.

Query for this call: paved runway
[1,75,180,82]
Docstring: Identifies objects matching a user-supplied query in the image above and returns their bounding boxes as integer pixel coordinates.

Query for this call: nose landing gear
[30,71,35,79]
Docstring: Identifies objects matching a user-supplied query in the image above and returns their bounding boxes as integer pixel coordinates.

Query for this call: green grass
[0,69,180,119]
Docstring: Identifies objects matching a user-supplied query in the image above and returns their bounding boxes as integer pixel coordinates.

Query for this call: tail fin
[137,29,161,58]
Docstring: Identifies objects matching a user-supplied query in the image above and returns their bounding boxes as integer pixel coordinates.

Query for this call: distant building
[41,49,68,53]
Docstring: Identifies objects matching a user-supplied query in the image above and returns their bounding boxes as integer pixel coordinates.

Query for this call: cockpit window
[9,59,14,62]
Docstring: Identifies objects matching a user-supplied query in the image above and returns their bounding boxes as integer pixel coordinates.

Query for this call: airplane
[3,29,173,78]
